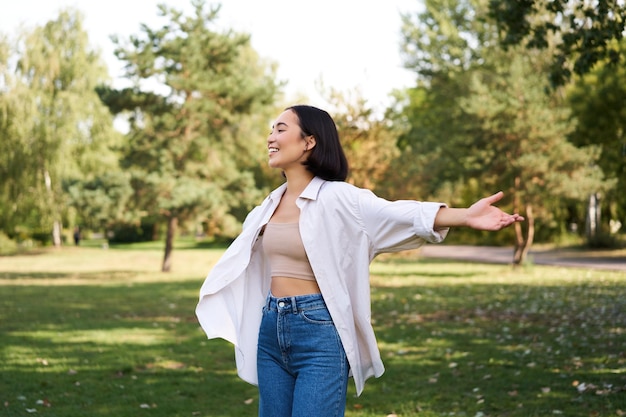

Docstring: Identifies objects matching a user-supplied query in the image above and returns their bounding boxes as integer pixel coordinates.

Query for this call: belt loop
[266,293,271,310]
[291,296,297,314]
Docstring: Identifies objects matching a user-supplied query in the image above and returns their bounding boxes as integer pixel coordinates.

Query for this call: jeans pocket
[300,307,333,324]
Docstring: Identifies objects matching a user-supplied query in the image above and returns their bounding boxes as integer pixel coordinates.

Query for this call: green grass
[1,244,624,416]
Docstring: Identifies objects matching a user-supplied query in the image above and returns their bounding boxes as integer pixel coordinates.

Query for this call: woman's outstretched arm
[434,191,524,231]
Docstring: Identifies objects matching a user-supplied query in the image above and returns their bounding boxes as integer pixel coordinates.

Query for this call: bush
[108,219,158,243]
[0,232,18,255]
[586,231,622,249]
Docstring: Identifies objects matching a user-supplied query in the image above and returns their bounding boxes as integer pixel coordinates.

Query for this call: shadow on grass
[0,271,140,281]
[104,237,233,251]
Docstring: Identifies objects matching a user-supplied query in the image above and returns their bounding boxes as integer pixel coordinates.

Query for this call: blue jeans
[257,293,349,417]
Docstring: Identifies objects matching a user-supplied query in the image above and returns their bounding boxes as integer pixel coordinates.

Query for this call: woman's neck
[283,169,314,197]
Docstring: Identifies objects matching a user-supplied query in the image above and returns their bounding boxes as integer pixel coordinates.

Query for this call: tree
[567,40,626,238]
[0,9,121,245]
[101,0,281,271]
[394,0,499,202]
[458,48,612,263]
[397,0,614,263]
[65,172,134,235]
[322,87,400,191]
[489,0,625,87]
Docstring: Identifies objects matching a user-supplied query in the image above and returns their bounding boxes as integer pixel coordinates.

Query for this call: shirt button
[278,301,285,308]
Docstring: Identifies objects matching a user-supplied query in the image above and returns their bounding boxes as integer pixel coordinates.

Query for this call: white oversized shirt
[196,177,448,395]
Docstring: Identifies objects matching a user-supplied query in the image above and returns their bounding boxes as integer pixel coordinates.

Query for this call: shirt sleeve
[357,189,449,255]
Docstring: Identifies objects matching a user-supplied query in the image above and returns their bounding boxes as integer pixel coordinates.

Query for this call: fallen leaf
[35,399,51,407]
[244,398,254,405]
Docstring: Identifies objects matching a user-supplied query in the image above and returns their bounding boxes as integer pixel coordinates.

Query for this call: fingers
[482,191,504,205]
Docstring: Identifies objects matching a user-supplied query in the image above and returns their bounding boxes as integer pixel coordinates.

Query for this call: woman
[196,105,523,417]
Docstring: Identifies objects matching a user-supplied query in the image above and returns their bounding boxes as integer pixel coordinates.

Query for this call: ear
[305,135,316,151]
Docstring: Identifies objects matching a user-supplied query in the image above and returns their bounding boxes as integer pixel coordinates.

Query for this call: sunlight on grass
[12,328,171,345]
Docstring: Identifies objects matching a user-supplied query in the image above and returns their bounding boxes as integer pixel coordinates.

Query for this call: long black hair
[286,105,349,181]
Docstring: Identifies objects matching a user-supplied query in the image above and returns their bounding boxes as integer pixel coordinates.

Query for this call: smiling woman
[196,104,523,417]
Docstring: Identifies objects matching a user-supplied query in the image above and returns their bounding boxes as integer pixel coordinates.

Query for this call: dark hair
[286,105,349,181]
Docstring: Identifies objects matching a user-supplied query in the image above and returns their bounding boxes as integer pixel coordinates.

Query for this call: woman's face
[267,109,313,171]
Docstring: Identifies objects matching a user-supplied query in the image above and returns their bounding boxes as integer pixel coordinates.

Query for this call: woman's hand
[465,191,524,231]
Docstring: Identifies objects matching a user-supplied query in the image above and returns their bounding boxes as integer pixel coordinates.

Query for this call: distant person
[73,227,81,246]
[196,105,524,417]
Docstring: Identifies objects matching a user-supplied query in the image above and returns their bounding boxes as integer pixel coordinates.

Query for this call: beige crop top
[261,222,316,281]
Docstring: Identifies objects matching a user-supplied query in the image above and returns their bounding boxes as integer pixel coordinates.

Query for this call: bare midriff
[271,276,321,297]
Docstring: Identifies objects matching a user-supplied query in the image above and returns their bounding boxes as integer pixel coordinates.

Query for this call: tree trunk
[162,216,177,272]
[513,204,535,265]
[585,192,601,240]
[44,169,62,247]
[52,221,62,247]
[513,221,525,264]
[512,176,525,264]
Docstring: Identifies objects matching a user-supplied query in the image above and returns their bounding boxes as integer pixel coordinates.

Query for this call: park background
[0,0,625,415]
[0,0,624,268]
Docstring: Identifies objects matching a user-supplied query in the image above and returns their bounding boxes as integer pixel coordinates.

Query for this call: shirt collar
[267,176,326,204]
[268,182,287,203]
[299,176,325,201]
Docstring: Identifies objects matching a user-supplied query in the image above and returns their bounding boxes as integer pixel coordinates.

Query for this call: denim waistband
[265,292,327,314]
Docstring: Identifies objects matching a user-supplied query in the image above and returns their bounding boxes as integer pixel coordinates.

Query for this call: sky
[0,0,421,110]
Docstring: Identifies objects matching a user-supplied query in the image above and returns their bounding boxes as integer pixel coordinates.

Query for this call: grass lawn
[0,243,624,416]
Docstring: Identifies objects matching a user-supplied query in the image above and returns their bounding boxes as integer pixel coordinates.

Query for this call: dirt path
[419,245,626,272]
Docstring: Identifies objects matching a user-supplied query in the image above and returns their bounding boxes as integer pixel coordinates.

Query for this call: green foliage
[0,247,624,416]
[65,171,134,233]
[458,48,612,209]
[394,0,615,250]
[0,232,18,255]
[489,0,625,87]
[0,8,121,243]
[108,218,158,244]
[393,0,493,199]
[567,41,626,226]
[101,0,281,269]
